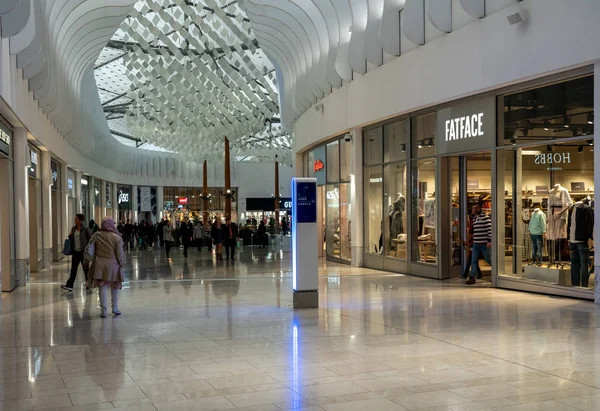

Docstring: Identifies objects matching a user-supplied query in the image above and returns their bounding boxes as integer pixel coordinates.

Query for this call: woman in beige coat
[88,217,125,317]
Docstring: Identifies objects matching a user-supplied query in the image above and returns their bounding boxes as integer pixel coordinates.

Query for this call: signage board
[571,182,585,192]
[437,96,496,155]
[178,197,189,205]
[117,185,131,210]
[0,121,10,156]
[295,182,317,223]
[140,186,152,212]
[312,145,326,185]
[467,180,479,190]
[535,186,549,195]
[50,160,59,190]
[291,178,318,299]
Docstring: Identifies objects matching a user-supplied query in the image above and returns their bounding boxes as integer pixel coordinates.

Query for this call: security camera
[344,133,352,142]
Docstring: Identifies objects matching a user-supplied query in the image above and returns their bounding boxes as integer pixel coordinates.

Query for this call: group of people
[116,219,155,250]
[159,216,239,260]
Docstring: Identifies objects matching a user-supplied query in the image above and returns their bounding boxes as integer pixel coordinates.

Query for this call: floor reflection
[0,247,598,410]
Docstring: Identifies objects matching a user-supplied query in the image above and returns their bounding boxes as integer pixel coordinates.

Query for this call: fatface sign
[437,96,496,155]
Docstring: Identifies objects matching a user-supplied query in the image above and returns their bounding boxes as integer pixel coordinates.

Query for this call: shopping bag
[84,234,96,262]
[62,238,72,256]
[236,239,241,248]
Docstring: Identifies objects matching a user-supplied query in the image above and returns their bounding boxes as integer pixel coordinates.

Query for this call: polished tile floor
[1,244,599,411]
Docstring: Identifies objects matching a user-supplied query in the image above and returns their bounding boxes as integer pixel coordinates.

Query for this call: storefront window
[384,120,408,162]
[384,162,407,259]
[411,158,437,264]
[327,141,340,183]
[503,76,593,146]
[498,141,594,290]
[364,166,383,254]
[412,113,436,158]
[340,140,352,182]
[326,184,340,258]
[339,183,351,260]
[363,128,382,165]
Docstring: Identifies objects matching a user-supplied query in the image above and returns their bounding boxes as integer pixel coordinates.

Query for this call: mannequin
[567,199,594,287]
[547,184,573,267]
[389,193,405,239]
[528,205,546,266]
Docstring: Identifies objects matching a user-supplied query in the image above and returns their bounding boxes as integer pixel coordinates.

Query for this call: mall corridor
[0,248,599,411]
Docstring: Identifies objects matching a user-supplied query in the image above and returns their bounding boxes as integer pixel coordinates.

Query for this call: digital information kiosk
[291,178,318,309]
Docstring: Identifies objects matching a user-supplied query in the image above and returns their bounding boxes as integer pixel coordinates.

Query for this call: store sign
[534,152,570,171]
[571,182,585,191]
[313,159,324,173]
[0,124,10,156]
[178,197,188,205]
[369,177,382,183]
[283,201,292,209]
[30,150,37,165]
[0,128,10,145]
[326,187,340,200]
[437,96,496,155]
[467,180,479,189]
[535,186,548,195]
[67,178,73,190]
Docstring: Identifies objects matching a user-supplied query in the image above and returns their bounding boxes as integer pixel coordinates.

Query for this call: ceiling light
[588,113,594,125]
[511,139,516,146]
[588,139,594,146]
[401,143,406,152]
[564,117,570,128]
[521,150,541,155]
[543,121,550,131]
[417,143,423,149]
[427,138,433,147]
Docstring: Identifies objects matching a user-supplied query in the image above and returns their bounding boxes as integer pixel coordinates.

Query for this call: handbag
[84,235,96,262]
[62,238,72,256]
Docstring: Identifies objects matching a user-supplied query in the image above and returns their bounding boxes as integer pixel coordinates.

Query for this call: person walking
[224,217,239,261]
[163,220,175,258]
[466,203,492,285]
[157,219,165,249]
[123,219,134,251]
[194,222,203,252]
[87,217,125,317]
[203,221,213,252]
[89,219,99,234]
[256,220,267,248]
[460,212,482,280]
[179,218,193,258]
[212,216,224,260]
[61,214,93,292]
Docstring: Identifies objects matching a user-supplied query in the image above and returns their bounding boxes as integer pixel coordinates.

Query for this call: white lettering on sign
[118,191,129,204]
[534,152,570,171]
[445,113,484,141]
[284,201,292,208]
[0,129,10,145]
[369,177,383,183]
[326,188,340,200]
[52,170,57,182]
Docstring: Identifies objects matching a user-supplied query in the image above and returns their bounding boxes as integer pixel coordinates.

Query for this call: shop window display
[498,143,594,289]
[411,158,437,264]
[412,113,436,158]
[364,166,383,254]
[384,163,407,258]
[339,183,351,260]
[326,184,341,258]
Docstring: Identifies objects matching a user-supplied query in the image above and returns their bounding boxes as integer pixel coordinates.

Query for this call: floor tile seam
[317,304,600,394]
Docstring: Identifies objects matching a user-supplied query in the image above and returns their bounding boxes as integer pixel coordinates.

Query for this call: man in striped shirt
[467,203,492,284]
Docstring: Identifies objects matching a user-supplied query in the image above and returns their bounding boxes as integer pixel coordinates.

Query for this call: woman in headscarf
[87,217,125,317]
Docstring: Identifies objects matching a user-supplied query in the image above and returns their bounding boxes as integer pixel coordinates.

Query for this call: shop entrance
[444,152,493,280]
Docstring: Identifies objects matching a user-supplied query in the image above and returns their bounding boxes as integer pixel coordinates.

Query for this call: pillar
[75,170,82,214]
[60,162,69,242]
[13,128,29,286]
[274,160,280,235]
[350,127,364,267]
[101,180,107,217]
[594,62,600,304]
[88,176,96,223]
[224,137,231,220]
[132,184,138,223]
[112,182,118,221]
[41,151,53,269]
[202,161,208,224]
[156,186,164,223]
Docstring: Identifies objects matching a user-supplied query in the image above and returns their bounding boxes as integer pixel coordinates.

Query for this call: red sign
[178,197,188,205]
[313,159,324,173]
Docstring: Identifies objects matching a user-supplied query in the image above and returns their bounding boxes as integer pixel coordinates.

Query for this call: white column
[41,151,53,269]
[132,184,138,223]
[60,162,69,241]
[594,62,600,304]
[88,176,95,222]
[350,127,364,267]
[156,186,164,223]
[112,182,118,221]
[75,170,82,214]
[101,180,107,217]
[13,128,30,285]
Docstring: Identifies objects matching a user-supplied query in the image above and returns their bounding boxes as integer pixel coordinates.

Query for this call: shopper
[179,218,193,258]
[256,220,267,248]
[61,214,93,292]
[224,216,239,261]
[123,219,134,251]
[460,212,482,280]
[466,203,492,285]
[194,222,203,252]
[203,221,213,252]
[212,216,224,260]
[163,220,175,258]
[87,217,125,317]
[89,219,99,234]
[157,219,165,249]
[281,216,289,236]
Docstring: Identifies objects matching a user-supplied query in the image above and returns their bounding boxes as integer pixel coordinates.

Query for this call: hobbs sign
[445,113,484,141]
[535,152,571,171]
